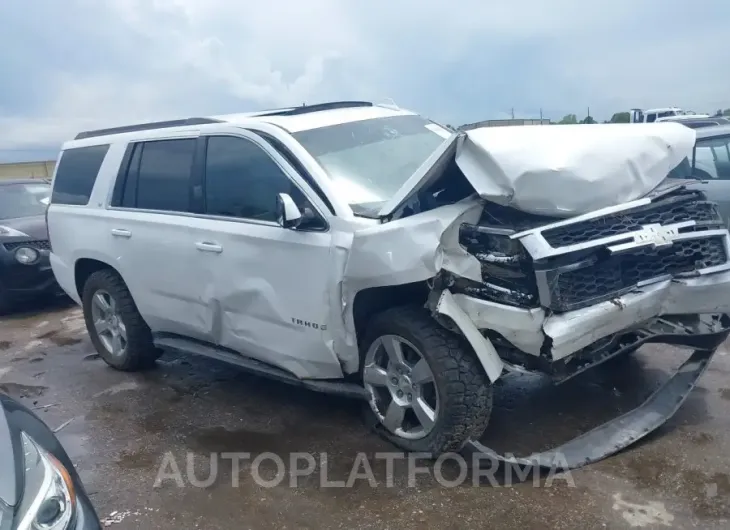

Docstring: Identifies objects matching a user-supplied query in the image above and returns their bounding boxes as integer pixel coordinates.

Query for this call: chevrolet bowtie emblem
[608,221,694,254]
[632,223,679,247]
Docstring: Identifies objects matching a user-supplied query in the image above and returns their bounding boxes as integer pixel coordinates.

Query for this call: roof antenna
[379,98,400,110]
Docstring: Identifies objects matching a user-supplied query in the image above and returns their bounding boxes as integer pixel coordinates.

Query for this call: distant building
[0,160,56,179]
[459,118,551,130]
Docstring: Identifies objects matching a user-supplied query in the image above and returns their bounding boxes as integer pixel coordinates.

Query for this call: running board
[153,335,368,400]
[461,348,715,471]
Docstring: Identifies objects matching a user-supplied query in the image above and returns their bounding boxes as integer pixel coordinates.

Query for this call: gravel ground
[1,298,729,529]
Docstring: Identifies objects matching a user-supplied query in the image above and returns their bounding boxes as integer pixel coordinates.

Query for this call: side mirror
[276,193,303,229]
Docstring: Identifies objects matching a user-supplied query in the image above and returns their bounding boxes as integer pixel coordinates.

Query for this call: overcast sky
[1,0,728,162]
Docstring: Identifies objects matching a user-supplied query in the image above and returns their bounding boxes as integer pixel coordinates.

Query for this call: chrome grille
[548,236,728,311]
[542,190,722,248]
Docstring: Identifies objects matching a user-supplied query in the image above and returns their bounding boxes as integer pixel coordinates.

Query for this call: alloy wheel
[363,334,439,440]
[90,289,127,357]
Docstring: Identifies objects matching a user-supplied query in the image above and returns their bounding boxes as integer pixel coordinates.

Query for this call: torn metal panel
[457,123,696,217]
[449,293,545,356]
[434,290,504,382]
[343,198,483,289]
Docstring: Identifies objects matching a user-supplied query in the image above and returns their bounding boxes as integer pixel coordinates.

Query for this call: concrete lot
[1,300,730,529]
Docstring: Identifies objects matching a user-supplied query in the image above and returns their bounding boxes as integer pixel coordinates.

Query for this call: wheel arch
[74,258,120,300]
[352,281,430,348]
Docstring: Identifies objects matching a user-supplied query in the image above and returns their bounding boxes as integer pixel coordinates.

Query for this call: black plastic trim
[74,117,221,140]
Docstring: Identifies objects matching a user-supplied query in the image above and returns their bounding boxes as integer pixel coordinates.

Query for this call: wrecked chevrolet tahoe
[46,101,730,462]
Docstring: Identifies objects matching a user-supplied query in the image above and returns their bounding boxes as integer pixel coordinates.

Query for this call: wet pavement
[1,299,730,529]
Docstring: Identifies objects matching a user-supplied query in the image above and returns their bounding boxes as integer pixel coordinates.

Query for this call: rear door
[107,135,211,339]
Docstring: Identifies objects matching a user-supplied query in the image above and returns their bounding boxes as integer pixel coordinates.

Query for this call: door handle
[111,229,132,238]
[195,241,223,253]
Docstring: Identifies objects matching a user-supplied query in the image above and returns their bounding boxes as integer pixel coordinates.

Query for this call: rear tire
[81,270,161,371]
[360,306,492,456]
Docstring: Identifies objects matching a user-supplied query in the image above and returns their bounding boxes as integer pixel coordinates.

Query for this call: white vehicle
[630,107,710,123]
[46,102,730,462]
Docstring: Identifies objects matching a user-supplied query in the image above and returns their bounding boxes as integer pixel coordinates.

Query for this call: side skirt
[152,334,368,400]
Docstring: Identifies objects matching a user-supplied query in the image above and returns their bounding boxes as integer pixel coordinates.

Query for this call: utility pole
[540,108,543,123]
[511,108,515,119]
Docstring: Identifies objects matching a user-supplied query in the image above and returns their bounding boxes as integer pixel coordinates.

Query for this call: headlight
[15,247,39,265]
[0,226,29,237]
[14,433,76,530]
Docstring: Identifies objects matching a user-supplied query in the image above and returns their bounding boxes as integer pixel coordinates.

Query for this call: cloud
[0,0,729,160]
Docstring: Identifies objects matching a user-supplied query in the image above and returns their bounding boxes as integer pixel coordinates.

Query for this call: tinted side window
[51,145,109,205]
[646,113,657,123]
[136,139,195,212]
[204,136,297,222]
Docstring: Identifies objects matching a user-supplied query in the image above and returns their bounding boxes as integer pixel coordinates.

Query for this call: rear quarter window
[51,144,110,205]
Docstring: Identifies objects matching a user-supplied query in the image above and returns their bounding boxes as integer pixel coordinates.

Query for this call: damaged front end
[343,122,730,381]
[342,121,730,468]
[443,183,730,381]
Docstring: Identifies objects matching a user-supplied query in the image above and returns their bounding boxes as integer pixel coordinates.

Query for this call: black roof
[0,178,50,186]
[73,101,376,140]
[74,117,221,140]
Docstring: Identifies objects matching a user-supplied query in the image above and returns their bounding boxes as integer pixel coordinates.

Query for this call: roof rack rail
[263,101,373,117]
[74,117,222,140]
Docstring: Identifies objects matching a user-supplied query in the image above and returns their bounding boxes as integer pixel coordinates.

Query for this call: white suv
[47,101,730,457]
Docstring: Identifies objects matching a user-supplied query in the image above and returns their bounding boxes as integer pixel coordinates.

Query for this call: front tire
[81,270,160,371]
[361,306,492,455]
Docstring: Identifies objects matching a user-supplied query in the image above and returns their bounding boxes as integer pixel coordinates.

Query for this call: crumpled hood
[379,122,696,219]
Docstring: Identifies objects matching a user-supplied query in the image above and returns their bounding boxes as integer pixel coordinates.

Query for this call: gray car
[670,124,730,224]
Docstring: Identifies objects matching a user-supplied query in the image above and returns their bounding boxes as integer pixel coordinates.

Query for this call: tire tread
[362,305,493,455]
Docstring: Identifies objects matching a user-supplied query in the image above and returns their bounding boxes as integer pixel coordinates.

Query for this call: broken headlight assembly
[455,223,539,307]
[13,433,76,530]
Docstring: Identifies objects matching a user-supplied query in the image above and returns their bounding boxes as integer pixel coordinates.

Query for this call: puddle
[0,341,11,350]
[189,426,288,455]
[624,454,730,518]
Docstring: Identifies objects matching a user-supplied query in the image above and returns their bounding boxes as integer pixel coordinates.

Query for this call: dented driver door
[192,130,342,379]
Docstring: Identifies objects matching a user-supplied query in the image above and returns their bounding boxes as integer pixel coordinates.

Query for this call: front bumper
[546,271,730,359]
[0,242,61,302]
[448,268,730,362]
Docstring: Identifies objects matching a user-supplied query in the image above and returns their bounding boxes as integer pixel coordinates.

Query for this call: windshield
[292,115,449,212]
[692,135,730,180]
[0,182,51,220]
